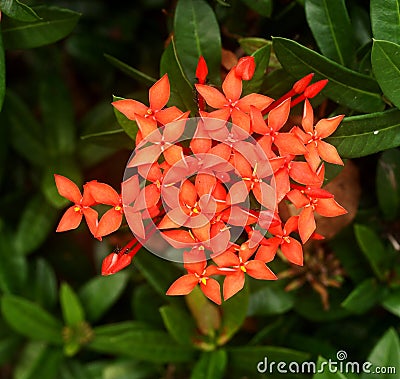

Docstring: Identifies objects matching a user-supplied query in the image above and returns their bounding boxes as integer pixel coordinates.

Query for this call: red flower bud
[293,73,314,94]
[196,56,208,84]
[235,56,256,80]
[304,79,328,98]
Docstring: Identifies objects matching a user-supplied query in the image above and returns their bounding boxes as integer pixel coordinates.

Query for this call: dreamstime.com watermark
[257,350,397,375]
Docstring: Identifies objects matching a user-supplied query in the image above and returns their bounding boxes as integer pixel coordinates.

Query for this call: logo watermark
[257,350,396,375]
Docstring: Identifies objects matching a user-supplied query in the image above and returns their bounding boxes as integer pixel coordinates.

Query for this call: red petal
[253,182,276,210]
[315,198,347,217]
[163,145,184,166]
[274,133,306,156]
[195,84,227,109]
[235,56,255,81]
[195,173,217,197]
[112,99,148,119]
[227,181,249,205]
[122,175,140,205]
[223,271,245,300]
[281,237,303,265]
[222,69,242,102]
[180,179,197,207]
[317,141,344,166]
[56,206,82,232]
[274,168,291,204]
[135,114,158,138]
[54,175,82,204]
[250,106,268,134]
[298,206,316,243]
[82,207,99,237]
[301,99,314,134]
[231,108,250,133]
[289,161,320,185]
[149,74,170,111]
[245,260,277,280]
[191,222,211,242]
[255,237,281,262]
[286,189,309,208]
[166,274,198,295]
[267,98,291,132]
[200,278,221,305]
[183,250,207,274]
[85,182,120,206]
[128,144,162,167]
[284,215,299,235]
[161,230,196,248]
[304,142,321,172]
[124,208,145,239]
[132,184,160,211]
[158,211,186,229]
[156,106,184,125]
[220,206,256,226]
[315,114,344,139]
[95,208,123,238]
[212,250,239,267]
[237,93,274,113]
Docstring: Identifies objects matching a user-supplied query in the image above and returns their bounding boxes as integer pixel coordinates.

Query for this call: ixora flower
[54,54,347,304]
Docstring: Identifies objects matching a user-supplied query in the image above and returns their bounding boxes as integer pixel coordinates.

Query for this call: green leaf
[341,278,385,314]
[382,289,400,317]
[60,283,85,327]
[79,272,129,323]
[160,304,197,346]
[14,342,63,379]
[354,224,388,280]
[327,109,400,158]
[101,359,160,379]
[0,28,5,110]
[1,295,63,344]
[218,281,249,345]
[0,231,27,294]
[132,284,164,328]
[248,283,294,316]
[239,37,270,55]
[190,349,227,379]
[305,0,354,67]
[0,0,40,21]
[313,356,349,379]
[240,0,272,17]
[160,38,197,113]
[2,6,80,50]
[376,149,400,220]
[372,40,400,109]
[0,335,21,367]
[14,194,57,255]
[243,43,271,95]
[39,69,75,156]
[261,68,293,99]
[174,0,221,84]
[273,37,385,112]
[112,95,139,140]
[28,258,57,310]
[370,0,400,44]
[228,346,309,376]
[361,328,400,379]
[104,54,157,86]
[6,91,47,167]
[89,323,195,363]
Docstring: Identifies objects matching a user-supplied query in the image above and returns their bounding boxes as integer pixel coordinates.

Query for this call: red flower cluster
[54,55,346,305]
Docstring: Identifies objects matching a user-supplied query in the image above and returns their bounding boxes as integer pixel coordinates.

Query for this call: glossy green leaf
[28,258,57,310]
[0,231,27,294]
[261,68,293,99]
[39,69,75,156]
[239,37,270,55]
[341,278,385,314]
[191,349,227,379]
[370,0,400,44]
[6,91,47,167]
[2,6,80,50]
[354,224,388,280]
[382,289,400,318]
[305,0,354,66]
[1,295,63,344]
[372,40,400,109]
[218,281,249,345]
[104,54,156,86]
[273,37,385,112]
[240,0,272,17]
[14,194,57,256]
[132,284,164,328]
[376,149,400,220]
[112,95,139,140]
[0,0,40,21]
[89,323,195,363]
[350,4,372,47]
[14,342,63,379]
[174,0,221,84]
[327,109,400,158]
[60,283,85,327]
[0,29,5,110]
[160,304,197,346]
[361,328,400,379]
[243,43,271,95]
[228,346,309,375]
[160,38,197,113]
[79,272,129,323]
[248,283,294,316]
[313,356,349,379]
[185,286,220,340]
